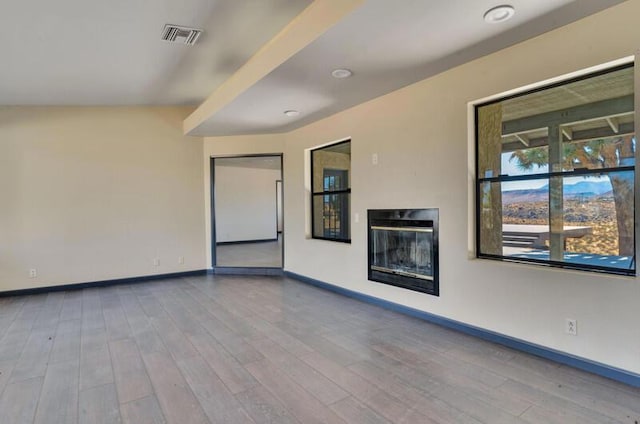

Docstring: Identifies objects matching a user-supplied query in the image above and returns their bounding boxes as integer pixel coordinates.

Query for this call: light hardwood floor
[0,274,638,424]
[216,236,282,268]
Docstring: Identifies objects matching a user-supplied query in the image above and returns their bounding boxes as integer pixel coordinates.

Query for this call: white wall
[214,164,280,243]
[0,107,206,291]
[204,1,640,374]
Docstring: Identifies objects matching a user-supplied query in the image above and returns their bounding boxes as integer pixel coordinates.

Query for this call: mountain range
[502,180,612,204]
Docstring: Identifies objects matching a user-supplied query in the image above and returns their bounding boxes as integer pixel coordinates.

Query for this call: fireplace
[368,209,439,296]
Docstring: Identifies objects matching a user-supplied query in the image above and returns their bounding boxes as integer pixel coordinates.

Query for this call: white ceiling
[189,0,626,136]
[0,0,311,105]
[0,0,627,134]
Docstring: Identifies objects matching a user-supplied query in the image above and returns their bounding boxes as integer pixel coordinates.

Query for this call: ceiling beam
[183,0,365,136]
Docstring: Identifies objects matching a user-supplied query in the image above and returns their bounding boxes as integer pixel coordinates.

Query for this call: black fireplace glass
[368,209,439,296]
[371,227,433,279]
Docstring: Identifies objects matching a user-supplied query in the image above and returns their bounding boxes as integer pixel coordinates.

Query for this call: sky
[501,152,548,190]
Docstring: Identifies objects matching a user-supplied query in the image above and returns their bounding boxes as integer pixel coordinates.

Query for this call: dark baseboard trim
[0,269,208,297]
[216,238,278,246]
[284,270,640,388]
[214,267,283,276]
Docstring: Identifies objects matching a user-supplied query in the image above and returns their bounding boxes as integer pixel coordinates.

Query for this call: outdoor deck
[502,224,592,249]
[503,248,634,269]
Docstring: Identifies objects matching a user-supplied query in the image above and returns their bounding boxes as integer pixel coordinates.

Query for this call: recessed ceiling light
[331,68,353,79]
[284,110,300,117]
[484,5,515,24]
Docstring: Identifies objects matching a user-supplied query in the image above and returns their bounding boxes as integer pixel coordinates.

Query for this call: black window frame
[311,139,352,243]
[475,63,636,276]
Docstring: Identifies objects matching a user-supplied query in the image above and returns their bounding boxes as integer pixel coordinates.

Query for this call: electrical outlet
[565,318,577,336]
[29,269,37,278]
[153,258,160,267]
[372,153,379,165]
[178,256,184,265]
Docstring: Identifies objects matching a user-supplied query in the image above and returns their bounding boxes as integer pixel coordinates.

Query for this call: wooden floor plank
[81,289,105,333]
[59,291,83,322]
[10,326,55,382]
[79,329,114,391]
[79,383,121,424]
[109,338,153,404]
[249,337,350,405]
[149,315,200,361]
[0,359,16,396]
[49,318,81,364]
[0,377,43,424]
[330,396,393,424]
[33,292,65,330]
[187,331,259,394]
[347,359,483,424]
[141,351,209,424]
[102,302,132,342]
[120,395,166,424]
[0,330,30,361]
[34,359,79,424]
[245,359,348,424]
[177,354,255,423]
[235,385,301,424]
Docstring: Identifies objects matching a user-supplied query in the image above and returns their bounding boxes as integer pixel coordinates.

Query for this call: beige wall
[204,1,640,373]
[0,107,206,291]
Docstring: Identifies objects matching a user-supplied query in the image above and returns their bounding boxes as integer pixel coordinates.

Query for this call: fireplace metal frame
[367,208,439,296]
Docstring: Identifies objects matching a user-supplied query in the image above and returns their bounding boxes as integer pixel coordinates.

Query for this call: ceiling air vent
[161,24,203,46]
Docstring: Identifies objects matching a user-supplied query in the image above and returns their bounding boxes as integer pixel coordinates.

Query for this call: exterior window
[311,140,351,242]
[476,64,635,275]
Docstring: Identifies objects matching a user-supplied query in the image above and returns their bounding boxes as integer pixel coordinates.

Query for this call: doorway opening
[210,154,283,275]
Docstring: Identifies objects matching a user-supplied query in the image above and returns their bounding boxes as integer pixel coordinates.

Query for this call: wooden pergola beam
[515,133,530,147]
[501,122,635,152]
[502,95,634,135]
[606,117,620,133]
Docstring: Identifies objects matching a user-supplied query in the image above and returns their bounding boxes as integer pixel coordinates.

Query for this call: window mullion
[548,123,564,261]
[478,165,635,184]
